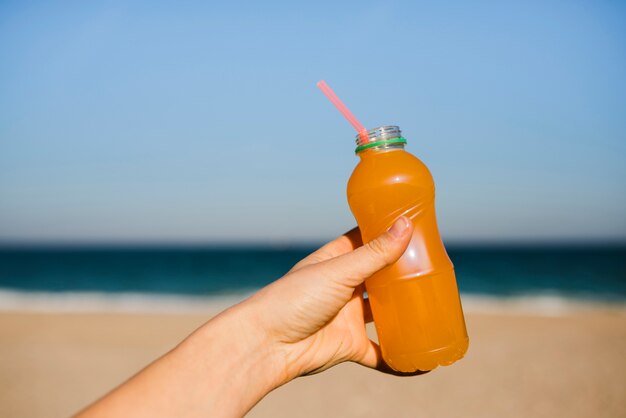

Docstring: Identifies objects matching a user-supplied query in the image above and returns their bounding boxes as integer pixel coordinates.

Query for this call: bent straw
[317,80,369,143]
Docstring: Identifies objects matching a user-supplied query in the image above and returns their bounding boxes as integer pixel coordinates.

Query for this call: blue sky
[1,0,625,244]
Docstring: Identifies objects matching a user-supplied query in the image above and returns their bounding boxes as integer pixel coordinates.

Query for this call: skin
[77,216,418,418]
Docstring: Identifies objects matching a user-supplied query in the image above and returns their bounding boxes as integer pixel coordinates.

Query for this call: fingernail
[388,216,409,239]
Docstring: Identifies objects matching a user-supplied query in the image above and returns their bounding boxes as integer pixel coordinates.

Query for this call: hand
[77,216,416,418]
[247,216,414,382]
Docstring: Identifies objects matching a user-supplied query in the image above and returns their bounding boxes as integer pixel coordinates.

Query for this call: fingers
[313,217,413,289]
[289,227,362,273]
[357,340,430,377]
[357,339,383,370]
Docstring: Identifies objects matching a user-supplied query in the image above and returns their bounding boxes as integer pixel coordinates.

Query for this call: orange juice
[347,126,468,372]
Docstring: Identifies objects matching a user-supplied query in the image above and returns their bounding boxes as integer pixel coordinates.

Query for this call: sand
[1,301,625,418]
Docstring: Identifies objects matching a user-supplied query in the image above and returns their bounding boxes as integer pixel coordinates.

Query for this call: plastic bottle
[347,125,469,372]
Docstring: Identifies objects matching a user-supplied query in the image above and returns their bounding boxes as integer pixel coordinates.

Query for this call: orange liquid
[347,145,469,372]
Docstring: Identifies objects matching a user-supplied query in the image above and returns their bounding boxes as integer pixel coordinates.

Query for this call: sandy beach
[0,297,625,418]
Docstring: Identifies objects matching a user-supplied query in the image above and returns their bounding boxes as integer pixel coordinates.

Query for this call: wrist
[176,299,285,416]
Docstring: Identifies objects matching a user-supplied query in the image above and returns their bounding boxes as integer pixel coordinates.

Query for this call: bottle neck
[354,125,406,155]
[357,142,406,158]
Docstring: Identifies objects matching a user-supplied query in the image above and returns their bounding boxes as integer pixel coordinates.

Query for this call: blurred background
[0,1,625,417]
[0,0,624,296]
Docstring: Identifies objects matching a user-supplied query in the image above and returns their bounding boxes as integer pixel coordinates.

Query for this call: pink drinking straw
[317,80,369,143]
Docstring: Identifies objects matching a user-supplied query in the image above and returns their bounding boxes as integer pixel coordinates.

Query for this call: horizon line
[0,238,625,250]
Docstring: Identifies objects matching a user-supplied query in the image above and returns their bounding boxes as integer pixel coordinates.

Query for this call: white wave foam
[461,294,626,316]
[0,289,254,314]
[0,289,624,316]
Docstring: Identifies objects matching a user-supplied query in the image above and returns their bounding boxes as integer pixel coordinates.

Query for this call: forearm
[77,220,411,417]
[77,301,282,418]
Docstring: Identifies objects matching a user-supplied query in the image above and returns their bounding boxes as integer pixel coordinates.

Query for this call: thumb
[316,216,413,288]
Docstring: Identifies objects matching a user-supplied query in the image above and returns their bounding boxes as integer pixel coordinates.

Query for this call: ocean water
[0,246,624,301]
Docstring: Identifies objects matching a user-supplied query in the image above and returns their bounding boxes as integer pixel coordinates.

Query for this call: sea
[0,245,625,312]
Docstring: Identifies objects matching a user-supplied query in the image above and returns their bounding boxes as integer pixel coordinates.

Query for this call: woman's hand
[77,217,415,418]
[247,216,413,381]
